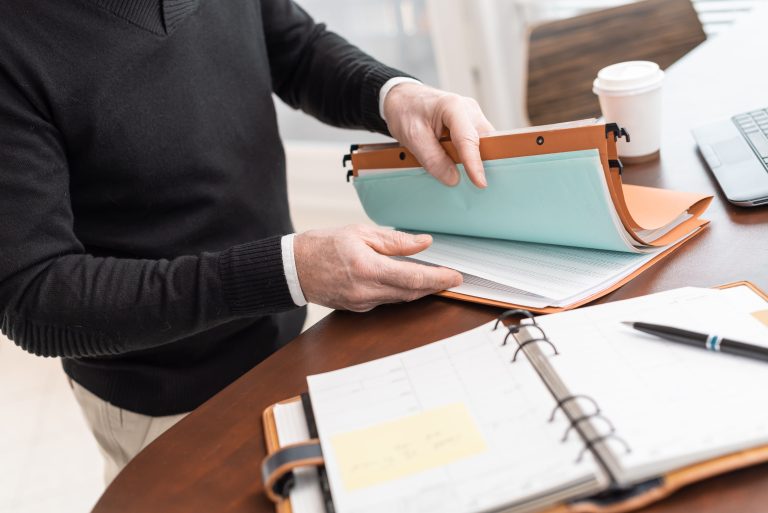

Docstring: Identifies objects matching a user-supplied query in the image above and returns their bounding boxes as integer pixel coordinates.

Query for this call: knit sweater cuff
[218,236,296,314]
[361,65,417,135]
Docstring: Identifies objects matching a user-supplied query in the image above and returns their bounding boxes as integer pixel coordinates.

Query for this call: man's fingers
[377,257,462,292]
[476,116,496,136]
[362,228,462,291]
[407,127,460,186]
[443,106,487,189]
[365,228,432,257]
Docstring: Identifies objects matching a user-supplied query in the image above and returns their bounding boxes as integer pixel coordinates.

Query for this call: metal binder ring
[502,323,546,347]
[493,309,537,332]
[561,414,616,442]
[511,336,559,362]
[576,434,631,463]
[549,395,600,422]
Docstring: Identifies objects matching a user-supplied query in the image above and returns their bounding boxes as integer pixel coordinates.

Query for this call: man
[0,0,493,483]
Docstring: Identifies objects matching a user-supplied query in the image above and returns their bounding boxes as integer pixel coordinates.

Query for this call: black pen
[622,321,768,362]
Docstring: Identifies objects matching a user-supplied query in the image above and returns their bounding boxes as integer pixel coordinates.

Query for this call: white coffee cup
[593,61,665,162]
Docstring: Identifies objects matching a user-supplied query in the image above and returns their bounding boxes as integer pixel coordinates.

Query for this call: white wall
[276,0,438,143]
[425,0,541,129]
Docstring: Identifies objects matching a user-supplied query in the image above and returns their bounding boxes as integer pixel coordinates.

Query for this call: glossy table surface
[93,7,768,513]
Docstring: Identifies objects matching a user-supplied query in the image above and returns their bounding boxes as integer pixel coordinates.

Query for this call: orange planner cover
[262,282,768,513]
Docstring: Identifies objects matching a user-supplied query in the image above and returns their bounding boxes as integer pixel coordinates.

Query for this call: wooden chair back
[526,0,706,126]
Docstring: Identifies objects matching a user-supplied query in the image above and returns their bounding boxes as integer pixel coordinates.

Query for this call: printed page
[407,233,680,307]
[307,323,605,513]
[536,286,768,484]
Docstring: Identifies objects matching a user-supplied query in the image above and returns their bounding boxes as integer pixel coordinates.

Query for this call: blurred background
[278,0,761,143]
[1,1,765,512]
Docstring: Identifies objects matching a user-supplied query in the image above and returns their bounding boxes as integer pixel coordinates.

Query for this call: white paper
[408,233,691,307]
[537,286,768,484]
[307,324,604,513]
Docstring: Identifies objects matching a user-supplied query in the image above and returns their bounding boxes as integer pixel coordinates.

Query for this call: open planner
[262,282,768,513]
[344,120,713,312]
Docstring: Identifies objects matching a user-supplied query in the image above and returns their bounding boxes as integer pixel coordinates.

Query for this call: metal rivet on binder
[536,136,544,145]
[399,151,406,160]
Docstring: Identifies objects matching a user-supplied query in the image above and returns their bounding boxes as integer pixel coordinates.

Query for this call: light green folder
[353,150,636,253]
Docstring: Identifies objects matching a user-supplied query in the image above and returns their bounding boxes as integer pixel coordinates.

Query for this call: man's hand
[294,225,463,312]
[383,83,495,188]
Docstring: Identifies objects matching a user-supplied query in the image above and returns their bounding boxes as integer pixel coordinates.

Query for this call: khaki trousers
[70,380,188,485]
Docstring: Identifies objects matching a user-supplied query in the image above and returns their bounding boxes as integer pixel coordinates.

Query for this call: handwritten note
[330,403,486,491]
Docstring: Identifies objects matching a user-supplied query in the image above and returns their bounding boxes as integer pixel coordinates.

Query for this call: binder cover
[262,282,768,513]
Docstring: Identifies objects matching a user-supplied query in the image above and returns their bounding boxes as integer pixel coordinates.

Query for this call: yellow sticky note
[330,403,487,491]
[752,309,768,328]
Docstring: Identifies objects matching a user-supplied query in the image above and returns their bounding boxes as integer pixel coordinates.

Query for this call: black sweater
[0,0,405,415]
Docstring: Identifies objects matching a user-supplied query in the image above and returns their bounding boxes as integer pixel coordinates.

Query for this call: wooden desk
[93,8,768,513]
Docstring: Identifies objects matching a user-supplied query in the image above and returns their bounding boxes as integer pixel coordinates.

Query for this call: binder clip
[343,144,359,182]
[604,123,630,143]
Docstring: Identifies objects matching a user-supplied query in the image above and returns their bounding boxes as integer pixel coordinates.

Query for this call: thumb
[367,230,432,257]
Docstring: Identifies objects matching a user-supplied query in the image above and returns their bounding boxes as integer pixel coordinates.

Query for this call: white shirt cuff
[281,234,307,307]
[379,77,422,121]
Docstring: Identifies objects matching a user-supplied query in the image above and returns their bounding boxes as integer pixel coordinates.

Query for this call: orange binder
[261,282,768,513]
[344,121,713,313]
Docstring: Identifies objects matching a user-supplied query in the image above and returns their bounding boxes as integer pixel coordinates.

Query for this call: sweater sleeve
[0,77,296,359]
[259,0,415,135]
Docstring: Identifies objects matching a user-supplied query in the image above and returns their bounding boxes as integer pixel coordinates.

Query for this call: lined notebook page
[537,286,768,484]
[307,324,605,513]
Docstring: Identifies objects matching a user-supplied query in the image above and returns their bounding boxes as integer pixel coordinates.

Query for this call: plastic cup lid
[592,61,664,96]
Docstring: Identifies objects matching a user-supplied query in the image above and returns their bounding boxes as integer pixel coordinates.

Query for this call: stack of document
[348,121,712,311]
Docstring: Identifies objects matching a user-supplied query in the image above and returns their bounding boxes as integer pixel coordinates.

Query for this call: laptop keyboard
[733,109,768,167]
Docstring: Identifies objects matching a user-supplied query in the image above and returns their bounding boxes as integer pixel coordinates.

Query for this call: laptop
[692,108,768,207]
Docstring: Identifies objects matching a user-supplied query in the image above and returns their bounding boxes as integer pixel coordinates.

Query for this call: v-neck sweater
[0,0,406,415]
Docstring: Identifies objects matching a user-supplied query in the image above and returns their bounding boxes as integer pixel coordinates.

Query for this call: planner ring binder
[500,309,631,469]
[577,434,632,463]
[493,310,559,361]
[561,414,615,442]
[513,333,558,362]
[494,308,536,328]
[550,395,600,421]
[263,282,768,513]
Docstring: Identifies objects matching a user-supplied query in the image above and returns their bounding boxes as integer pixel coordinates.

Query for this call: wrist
[362,67,418,135]
[379,77,423,121]
[382,82,431,123]
[281,234,307,307]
